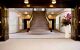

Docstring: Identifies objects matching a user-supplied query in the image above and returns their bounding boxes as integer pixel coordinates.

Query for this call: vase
[64,24,71,38]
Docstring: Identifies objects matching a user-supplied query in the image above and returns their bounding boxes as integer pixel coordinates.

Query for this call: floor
[0,39,80,50]
[9,30,65,38]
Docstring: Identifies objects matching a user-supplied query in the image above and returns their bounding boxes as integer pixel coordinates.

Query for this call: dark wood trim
[0,4,9,41]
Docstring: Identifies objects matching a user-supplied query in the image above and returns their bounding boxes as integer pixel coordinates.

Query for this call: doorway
[7,8,74,39]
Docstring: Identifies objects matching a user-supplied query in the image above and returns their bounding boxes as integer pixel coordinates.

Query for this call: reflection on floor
[0,39,80,50]
[9,30,65,38]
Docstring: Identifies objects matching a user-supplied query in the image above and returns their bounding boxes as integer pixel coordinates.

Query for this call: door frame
[0,6,79,41]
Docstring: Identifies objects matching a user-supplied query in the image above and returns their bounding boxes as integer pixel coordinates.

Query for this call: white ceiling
[15,8,33,12]
[46,8,64,12]
[14,8,70,15]
[46,8,65,15]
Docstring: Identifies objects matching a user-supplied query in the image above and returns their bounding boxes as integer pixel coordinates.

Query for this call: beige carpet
[0,39,80,50]
[31,11,48,31]
[9,30,65,38]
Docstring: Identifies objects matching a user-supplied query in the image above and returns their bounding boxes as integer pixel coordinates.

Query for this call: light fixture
[42,8,45,11]
[34,8,37,11]
[49,5,54,7]
[24,0,29,4]
[52,0,56,4]
[26,4,30,7]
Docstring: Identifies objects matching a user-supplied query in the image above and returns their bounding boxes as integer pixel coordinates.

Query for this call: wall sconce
[49,5,54,7]
[52,0,56,4]
[24,0,29,4]
[26,4,30,7]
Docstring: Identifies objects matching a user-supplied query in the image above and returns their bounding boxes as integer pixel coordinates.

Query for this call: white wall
[18,17,23,30]
[56,15,60,31]
[8,8,19,33]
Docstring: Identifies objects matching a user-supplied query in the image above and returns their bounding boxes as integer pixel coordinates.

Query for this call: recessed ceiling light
[52,2,56,4]
[24,2,29,4]
[42,8,45,11]
[34,8,37,11]
[24,0,29,4]
[52,0,56,4]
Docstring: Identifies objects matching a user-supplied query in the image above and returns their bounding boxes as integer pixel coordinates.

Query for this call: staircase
[30,11,48,33]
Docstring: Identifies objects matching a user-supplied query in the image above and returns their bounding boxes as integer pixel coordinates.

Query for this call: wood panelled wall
[77,5,80,40]
[71,6,78,40]
[71,5,80,40]
[0,4,80,41]
[0,4,9,41]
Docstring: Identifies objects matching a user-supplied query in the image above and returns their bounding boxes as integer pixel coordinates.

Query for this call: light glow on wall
[49,5,54,7]
[24,12,28,14]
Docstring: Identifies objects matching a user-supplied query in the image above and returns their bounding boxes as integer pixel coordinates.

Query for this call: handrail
[46,16,49,23]
[26,16,33,32]
[30,16,33,23]
[46,16,53,32]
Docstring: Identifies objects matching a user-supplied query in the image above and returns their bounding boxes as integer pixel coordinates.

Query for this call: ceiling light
[49,5,54,7]
[42,8,45,11]
[51,12,54,14]
[24,0,29,4]
[52,0,56,4]
[26,4,30,7]
[34,8,37,11]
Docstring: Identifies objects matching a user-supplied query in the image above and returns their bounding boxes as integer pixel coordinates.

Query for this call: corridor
[8,8,72,39]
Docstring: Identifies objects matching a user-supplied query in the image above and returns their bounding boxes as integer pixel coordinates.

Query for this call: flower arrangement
[62,13,71,26]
